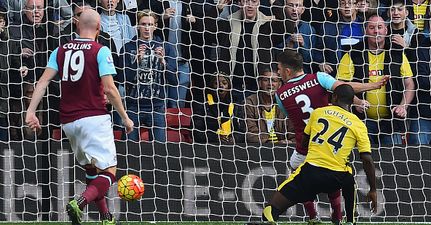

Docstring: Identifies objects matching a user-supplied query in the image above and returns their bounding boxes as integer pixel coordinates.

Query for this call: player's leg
[263,191,296,222]
[65,115,118,224]
[303,201,320,224]
[71,115,117,208]
[341,174,357,224]
[84,164,98,184]
[62,122,84,225]
[263,163,313,222]
[327,190,342,225]
[67,164,113,224]
[290,151,319,223]
[91,116,119,224]
[83,164,112,222]
[79,152,117,223]
[76,168,118,225]
[74,166,116,212]
[96,167,117,224]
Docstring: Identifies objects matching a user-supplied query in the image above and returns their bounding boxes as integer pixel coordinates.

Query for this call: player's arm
[336,78,389,93]
[335,53,389,93]
[317,72,374,112]
[356,121,377,213]
[335,54,388,92]
[26,47,60,131]
[301,109,315,150]
[301,133,310,151]
[316,71,387,94]
[360,152,377,213]
[97,46,134,134]
[101,75,133,134]
[26,67,57,131]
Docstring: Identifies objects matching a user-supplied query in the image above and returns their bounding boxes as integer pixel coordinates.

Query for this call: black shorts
[278,162,355,203]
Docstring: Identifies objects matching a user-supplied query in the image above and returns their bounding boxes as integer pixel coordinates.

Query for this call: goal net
[0,0,430,223]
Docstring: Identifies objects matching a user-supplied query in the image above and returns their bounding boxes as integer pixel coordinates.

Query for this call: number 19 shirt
[47,39,117,124]
[304,105,371,173]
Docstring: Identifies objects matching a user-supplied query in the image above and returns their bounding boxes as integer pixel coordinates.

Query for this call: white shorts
[290,150,306,170]
[62,114,117,170]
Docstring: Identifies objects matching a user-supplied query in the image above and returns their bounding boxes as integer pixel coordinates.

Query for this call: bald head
[77,9,100,39]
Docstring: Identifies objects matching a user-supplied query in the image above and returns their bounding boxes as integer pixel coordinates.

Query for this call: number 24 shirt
[304,105,371,173]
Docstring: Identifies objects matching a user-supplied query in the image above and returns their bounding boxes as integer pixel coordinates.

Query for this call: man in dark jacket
[8,0,59,83]
[8,0,59,139]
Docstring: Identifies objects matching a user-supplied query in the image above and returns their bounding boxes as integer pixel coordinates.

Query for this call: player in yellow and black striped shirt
[261,84,377,225]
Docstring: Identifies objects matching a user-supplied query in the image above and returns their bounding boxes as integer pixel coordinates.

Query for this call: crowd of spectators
[0,0,429,146]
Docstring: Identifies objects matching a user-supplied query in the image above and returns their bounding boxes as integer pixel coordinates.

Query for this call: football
[118,174,145,201]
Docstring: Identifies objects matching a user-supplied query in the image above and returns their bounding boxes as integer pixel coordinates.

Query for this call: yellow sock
[262,206,275,222]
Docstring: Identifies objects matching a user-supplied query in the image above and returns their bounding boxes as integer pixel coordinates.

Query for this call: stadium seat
[137,109,192,142]
[140,128,150,141]
[166,108,192,127]
[52,128,62,141]
[113,130,123,140]
[166,108,192,143]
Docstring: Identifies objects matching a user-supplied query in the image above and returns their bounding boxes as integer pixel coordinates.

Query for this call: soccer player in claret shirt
[263,84,377,225]
[268,50,386,224]
[25,9,134,225]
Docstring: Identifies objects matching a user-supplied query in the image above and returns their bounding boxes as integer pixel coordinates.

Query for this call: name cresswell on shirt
[279,78,319,100]
[369,70,384,77]
[63,43,93,50]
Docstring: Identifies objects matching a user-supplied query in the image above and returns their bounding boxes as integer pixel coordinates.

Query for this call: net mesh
[0,0,430,223]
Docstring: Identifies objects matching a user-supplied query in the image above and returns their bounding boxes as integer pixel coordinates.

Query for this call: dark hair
[365,11,380,23]
[364,11,387,30]
[209,71,231,89]
[277,50,303,73]
[0,7,6,22]
[0,7,7,29]
[258,63,278,77]
[391,0,414,14]
[333,84,355,105]
[391,0,407,6]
